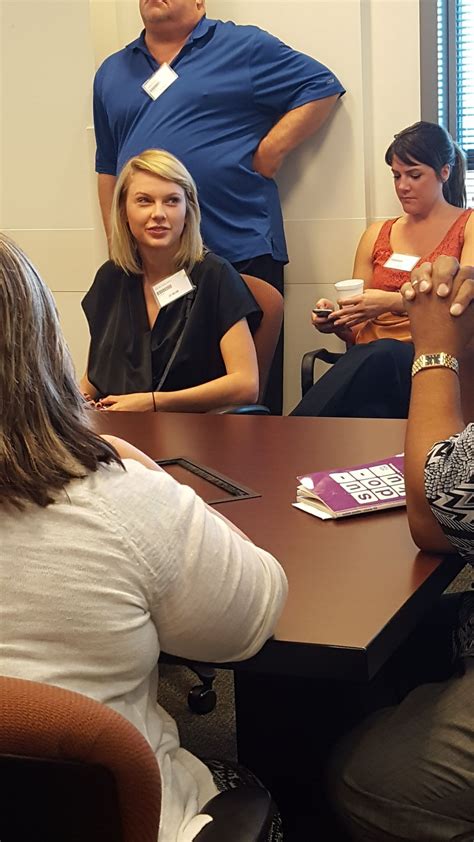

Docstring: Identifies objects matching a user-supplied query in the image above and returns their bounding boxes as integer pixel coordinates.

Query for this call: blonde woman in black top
[81,149,262,412]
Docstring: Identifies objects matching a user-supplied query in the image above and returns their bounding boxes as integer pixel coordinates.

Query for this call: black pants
[291,339,415,419]
[232,254,285,416]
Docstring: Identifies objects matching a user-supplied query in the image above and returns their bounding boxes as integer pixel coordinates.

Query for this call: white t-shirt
[0,460,287,841]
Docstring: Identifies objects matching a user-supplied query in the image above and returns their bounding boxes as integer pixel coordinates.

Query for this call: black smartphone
[312,308,333,318]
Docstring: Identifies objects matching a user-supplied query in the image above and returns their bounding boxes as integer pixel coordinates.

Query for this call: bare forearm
[405,368,464,551]
[402,257,474,551]
[97,173,117,244]
[155,372,259,413]
[370,290,405,315]
[80,372,99,400]
[255,97,338,177]
[390,292,406,315]
[360,288,405,315]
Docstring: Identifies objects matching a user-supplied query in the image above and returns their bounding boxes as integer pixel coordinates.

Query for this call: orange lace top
[354,208,473,345]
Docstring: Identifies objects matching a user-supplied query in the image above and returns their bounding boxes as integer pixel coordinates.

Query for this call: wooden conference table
[94,411,464,823]
[94,411,463,683]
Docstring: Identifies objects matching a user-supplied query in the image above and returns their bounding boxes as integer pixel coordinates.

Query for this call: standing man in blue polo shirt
[93,0,345,413]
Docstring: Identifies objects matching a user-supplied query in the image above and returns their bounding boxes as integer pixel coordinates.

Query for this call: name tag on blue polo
[142,63,178,101]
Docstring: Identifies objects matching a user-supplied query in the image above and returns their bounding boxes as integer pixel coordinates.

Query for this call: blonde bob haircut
[110,149,204,275]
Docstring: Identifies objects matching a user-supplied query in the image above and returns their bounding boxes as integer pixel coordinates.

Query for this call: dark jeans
[291,339,415,419]
[232,254,285,416]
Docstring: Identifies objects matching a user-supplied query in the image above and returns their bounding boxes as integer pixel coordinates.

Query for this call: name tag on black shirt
[152,270,194,307]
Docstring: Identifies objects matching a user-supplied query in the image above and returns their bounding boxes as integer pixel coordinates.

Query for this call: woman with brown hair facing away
[0,233,287,840]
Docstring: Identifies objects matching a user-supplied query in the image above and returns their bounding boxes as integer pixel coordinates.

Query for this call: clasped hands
[401,256,474,358]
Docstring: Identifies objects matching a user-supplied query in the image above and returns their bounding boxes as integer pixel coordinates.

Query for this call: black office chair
[301,347,344,397]
[0,675,276,842]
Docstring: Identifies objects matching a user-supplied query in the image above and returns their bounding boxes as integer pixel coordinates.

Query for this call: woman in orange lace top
[292,121,473,418]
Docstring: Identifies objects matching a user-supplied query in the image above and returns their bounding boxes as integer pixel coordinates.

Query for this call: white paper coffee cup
[334,278,364,298]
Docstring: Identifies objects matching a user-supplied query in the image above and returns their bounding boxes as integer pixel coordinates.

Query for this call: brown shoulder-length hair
[110,149,204,275]
[0,234,122,509]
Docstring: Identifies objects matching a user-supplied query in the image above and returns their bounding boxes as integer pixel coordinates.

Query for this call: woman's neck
[140,249,178,286]
[404,196,457,225]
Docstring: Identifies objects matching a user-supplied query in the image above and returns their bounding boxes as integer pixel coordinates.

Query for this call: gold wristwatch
[411,352,459,378]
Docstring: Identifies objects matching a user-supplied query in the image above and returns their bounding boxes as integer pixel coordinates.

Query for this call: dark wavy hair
[0,234,122,509]
[385,121,466,208]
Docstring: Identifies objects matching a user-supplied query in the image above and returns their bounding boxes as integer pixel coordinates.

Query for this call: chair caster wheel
[188,685,217,714]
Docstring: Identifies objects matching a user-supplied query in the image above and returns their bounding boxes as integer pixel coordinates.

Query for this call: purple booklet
[294,454,405,519]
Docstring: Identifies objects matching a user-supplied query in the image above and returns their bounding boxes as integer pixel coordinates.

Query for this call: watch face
[426,354,440,365]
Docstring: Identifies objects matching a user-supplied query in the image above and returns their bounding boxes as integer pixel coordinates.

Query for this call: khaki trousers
[330,658,474,841]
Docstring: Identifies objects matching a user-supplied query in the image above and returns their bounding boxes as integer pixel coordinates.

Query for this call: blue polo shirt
[93,17,345,263]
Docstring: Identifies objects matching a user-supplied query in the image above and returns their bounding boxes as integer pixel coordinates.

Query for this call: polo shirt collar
[185,15,216,43]
[126,16,217,56]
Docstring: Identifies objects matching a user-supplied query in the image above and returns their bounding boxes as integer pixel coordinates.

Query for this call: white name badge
[383,253,420,272]
[152,270,194,308]
[142,63,178,101]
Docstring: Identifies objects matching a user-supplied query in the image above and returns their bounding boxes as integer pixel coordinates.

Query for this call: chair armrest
[208,405,270,415]
[301,348,344,396]
[195,787,276,842]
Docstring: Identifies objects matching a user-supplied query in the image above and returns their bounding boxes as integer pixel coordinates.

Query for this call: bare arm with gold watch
[401,257,474,551]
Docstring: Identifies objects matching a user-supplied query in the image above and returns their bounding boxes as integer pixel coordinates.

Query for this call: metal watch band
[411,352,460,378]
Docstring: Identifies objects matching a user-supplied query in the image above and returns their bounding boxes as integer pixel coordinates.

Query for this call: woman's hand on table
[82,393,98,409]
[332,289,403,328]
[99,392,155,412]
[402,256,474,316]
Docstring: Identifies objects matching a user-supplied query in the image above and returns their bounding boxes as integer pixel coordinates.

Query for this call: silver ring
[411,279,420,288]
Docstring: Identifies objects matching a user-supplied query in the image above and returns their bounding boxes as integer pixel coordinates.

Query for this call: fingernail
[450,303,463,316]
[404,289,415,300]
[437,284,449,297]
[419,281,430,292]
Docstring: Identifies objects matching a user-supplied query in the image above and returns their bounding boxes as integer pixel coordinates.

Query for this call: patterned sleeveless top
[425,426,474,661]
[355,208,472,345]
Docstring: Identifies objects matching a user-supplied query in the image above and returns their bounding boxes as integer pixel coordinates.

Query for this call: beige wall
[1,0,420,411]
[1,0,103,373]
